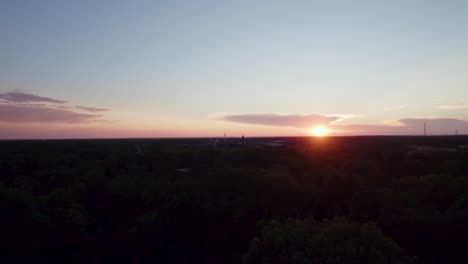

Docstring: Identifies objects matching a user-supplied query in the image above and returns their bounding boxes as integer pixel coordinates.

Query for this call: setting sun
[310,126,329,137]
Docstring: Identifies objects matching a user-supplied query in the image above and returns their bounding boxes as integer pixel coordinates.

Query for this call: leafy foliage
[0,136,467,263]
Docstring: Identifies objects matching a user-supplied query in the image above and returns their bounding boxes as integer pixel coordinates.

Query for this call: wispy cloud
[76,105,109,112]
[436,104,468,110]
[384,104,407,111]
[219,113,344,128]
[0,104,101,123]
[218,113,468,135]
[399,118,468,130]
[334,118,468,135]
[381,120,405,127]
[0,92,66,104]
[0,91,109,124]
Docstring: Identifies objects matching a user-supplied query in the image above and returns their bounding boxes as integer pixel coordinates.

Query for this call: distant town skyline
[2,1,468,138]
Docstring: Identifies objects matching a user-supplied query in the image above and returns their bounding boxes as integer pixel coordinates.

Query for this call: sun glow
[310,126,329,137]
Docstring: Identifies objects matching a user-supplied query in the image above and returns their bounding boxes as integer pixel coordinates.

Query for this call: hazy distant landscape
[1,136,468,263]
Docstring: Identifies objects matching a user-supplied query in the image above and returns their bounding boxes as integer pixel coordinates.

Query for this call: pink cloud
[219,113,468,135]
[0,104,100,123]
[0,92,66,104]
[220,114,341,128]
[75,105,109,112]
[332,118,468,135]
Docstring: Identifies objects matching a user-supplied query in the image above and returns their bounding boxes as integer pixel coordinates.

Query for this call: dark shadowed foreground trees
[0,136,467,263]
[245,217,413,264]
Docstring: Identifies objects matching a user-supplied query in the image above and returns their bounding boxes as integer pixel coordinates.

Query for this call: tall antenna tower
[424,122,426,136]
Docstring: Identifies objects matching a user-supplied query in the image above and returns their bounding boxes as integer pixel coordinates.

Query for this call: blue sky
[1,0,468,138]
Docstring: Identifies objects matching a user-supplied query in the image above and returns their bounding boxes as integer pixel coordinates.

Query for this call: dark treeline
[1,136,468,263]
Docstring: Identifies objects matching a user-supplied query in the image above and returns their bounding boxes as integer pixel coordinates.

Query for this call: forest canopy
[1,136,468,263]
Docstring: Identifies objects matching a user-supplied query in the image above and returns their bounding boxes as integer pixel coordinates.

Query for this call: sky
[1,0,468,139]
